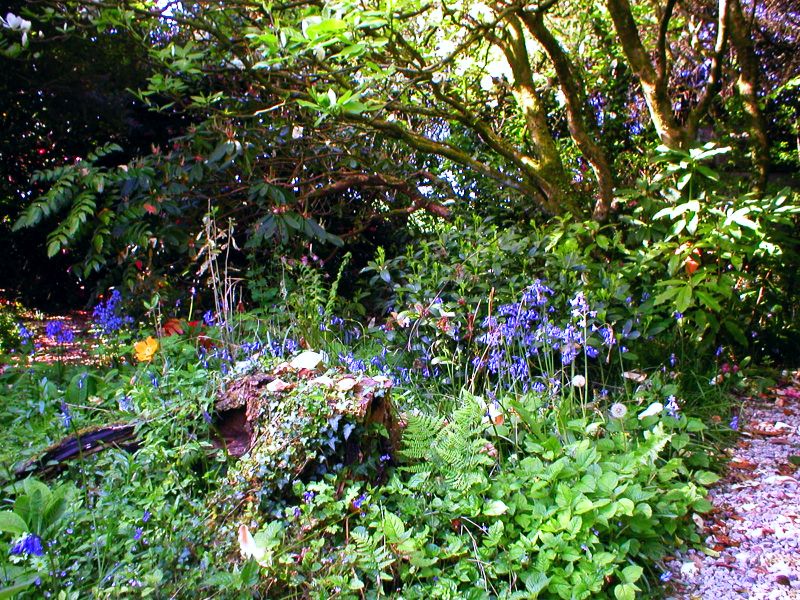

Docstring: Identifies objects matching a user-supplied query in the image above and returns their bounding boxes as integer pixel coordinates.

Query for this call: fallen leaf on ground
[729,459,757,470]
[266,378,293,392]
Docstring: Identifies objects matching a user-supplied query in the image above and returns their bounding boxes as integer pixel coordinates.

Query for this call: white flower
[609,402,627,419]
[638,402,664,420]
[2,12,32,46]
[237,525,267,565]
[571,374,586,388]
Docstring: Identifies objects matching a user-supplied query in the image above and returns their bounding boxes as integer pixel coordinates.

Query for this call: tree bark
[728,0,769,192]
[500,16,577,215]
[605,0,687,147]
[520,9,615,220]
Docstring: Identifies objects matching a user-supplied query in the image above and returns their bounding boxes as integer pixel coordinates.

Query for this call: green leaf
[382,512,405,541]
[685,418,706,432]
[695,290,722,312]
[614,583,636,600]
[723,320,748,346]
[621,565,643,584]
[0,576,39,599]
[675,285,693,313]
[694,471,720,486]
[0,511,28,535]
[524,572,550,596]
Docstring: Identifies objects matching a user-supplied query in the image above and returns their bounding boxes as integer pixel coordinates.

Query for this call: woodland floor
[5,310,800,599]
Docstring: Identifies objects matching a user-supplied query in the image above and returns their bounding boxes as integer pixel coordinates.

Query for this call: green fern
[400,393,494,492]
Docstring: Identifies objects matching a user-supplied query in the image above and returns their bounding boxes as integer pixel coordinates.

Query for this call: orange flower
[134,336,159,362]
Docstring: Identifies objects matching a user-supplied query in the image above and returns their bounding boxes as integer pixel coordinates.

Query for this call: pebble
[666,374,800,600]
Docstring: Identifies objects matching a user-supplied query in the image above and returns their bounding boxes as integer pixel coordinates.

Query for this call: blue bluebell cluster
[267,337,298,358]
[59,401,72,428]
[45,321,74,345]
[16,323,33,346]
[92,290,133,335]
[471,281,613,392]
[320,315,362,344]
[9,533,44,557]
[338,352,367,373]
[202,310,216,327]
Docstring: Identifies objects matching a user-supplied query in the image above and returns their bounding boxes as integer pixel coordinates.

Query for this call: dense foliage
[1,0,799,598]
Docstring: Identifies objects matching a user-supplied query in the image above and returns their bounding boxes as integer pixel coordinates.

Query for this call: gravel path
[666,373,800,600]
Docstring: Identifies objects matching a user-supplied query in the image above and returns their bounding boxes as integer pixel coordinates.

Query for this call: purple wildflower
[92,290,133,335]
[59,401,72,428]
[9,534,44,557]
[46,321,74,344]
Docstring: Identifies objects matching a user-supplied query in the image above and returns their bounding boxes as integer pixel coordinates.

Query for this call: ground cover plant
[2,0,800,597]
[0,258,755,598]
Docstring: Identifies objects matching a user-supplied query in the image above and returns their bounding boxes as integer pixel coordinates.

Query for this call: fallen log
[14,422,138,479]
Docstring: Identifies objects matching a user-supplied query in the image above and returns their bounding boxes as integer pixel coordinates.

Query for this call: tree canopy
[2,0,799,296]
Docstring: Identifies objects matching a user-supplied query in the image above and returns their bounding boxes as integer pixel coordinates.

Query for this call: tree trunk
[728,0,769,192]
[501,16,577,216]
[520,10,615,220]
[605,0,687,148]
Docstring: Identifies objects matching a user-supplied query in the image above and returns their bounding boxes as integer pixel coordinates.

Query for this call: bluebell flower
[133,527,143,541]
[522,280,554,306]
[202,311,215,327]
[10,533,44,557]
[665,396,680,418]
[339,352,367,373]
[92,290,133,335]
[353,494,367,509]
[59,401,72,428]
[142,510,151,523]
[240,341,262,356]
[16,323,33,345]
[673,311,684,320]
[585,345,599,359]
[660,571,672,582]
[730,416,739,431]
[569,292,590,318]
[715,345,724,357]
[302,491,315,504]
[531,381,546,394]
[46,321,74,344]
[119,396,133,412]
[669,353,677,367]
[598,326,615,347]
